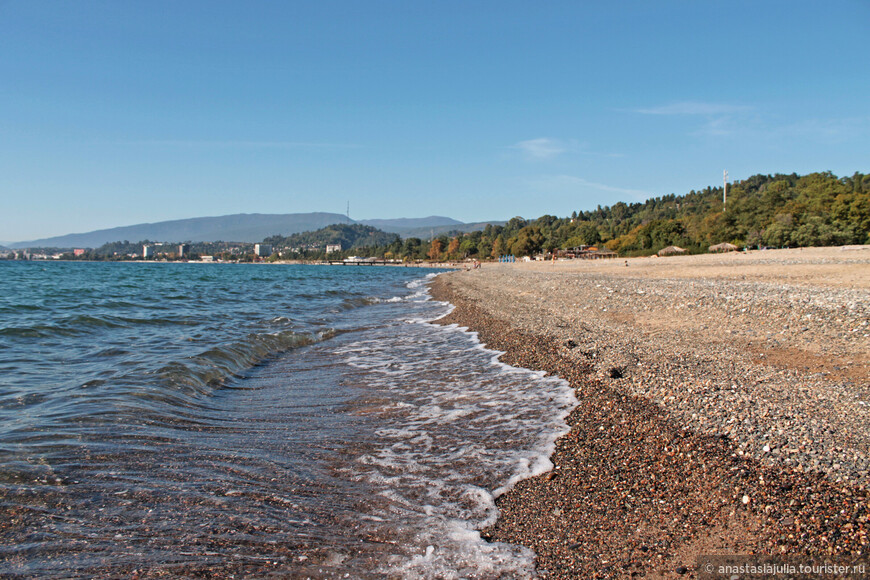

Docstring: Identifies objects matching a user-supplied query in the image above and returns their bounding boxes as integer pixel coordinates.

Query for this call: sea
[0,261,576,578]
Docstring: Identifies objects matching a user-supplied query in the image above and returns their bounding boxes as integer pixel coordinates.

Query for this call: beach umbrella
[657,246,686,256]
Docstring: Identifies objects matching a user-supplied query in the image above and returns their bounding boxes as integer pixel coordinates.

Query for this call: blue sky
[1,0,868,242]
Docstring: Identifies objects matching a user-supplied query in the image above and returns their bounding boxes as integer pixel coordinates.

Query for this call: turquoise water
[0,262,575,578]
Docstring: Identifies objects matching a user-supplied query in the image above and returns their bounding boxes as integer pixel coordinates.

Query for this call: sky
[1,0,868,243]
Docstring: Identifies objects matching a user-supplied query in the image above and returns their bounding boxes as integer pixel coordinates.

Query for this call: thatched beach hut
[709,242,739,253]
[657,245,686,257]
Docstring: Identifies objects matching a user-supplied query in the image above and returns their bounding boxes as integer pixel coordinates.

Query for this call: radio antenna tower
[346,201,350,224]
[723,170,728,212]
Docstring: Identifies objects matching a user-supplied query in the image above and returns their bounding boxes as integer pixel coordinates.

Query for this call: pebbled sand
[431,246,870,579]
[499,246,870,289]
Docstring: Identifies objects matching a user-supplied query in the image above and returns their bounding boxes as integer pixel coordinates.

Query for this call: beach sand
[431,246,870,579]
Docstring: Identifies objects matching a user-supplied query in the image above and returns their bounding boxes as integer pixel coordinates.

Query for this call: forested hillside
[415,171,868,260]
[264,224,400,254]
[11,171,867,262]
[273,171,869,261]
[597,171,869,255]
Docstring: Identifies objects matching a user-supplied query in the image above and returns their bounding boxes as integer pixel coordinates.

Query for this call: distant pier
[321,259,395,266]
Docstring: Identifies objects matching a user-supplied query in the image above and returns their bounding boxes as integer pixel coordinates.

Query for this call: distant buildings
[326,244,342,254]
[73,249,86,257]
[178,244,190,257]
[142,245,154,259]
[254,244,272,257]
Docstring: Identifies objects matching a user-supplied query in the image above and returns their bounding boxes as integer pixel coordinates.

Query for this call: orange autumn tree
[427,239,443,261]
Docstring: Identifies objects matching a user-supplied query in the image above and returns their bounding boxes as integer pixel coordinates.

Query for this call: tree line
[599,171,869,255]
[364,170,869,261]
[16,171,868,262]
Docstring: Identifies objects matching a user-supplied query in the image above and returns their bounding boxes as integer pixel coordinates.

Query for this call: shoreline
[429,247,869,578]
[20,259,457,269]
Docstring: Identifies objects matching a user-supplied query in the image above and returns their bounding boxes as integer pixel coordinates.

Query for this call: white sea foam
[406,272,440,289]
[330,274,577,578]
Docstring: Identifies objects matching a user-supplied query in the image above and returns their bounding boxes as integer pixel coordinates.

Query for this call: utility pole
[723,170,728,212]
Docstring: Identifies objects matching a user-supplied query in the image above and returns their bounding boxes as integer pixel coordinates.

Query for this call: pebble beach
[430,246,870,579]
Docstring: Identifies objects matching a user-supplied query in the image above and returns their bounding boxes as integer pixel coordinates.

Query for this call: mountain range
[10,213,504,249]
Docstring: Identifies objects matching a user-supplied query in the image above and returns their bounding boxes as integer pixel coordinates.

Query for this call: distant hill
[10,214,504,248]
[264,223,400,252]
[357,216,462,233]
[10,213,350,249]
[396,221,507,239]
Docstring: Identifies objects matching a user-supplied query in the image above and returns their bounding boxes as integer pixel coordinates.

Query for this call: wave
[337,296,381,310]
[145,328,337,405]
[0,325,82,338]
[0,313,207,339]
[0,303,44,314]
[357,274,441,306]
[406,272,439,290]
[0,315,126,338]
[0,328,339,440]
[113,315,200,326]
[330,273,576,578]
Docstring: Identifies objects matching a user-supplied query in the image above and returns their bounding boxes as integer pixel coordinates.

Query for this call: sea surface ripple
[0,262,575,578]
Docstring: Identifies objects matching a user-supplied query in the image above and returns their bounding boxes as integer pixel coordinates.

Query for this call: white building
[326,244,342,254]
[254,244,273,257]
[142,245,154,259]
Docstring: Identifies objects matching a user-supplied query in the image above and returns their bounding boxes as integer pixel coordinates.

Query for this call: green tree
[763,214,795,247]
[575,221,601,246]
[446,237,461,259]
[459,236,477,258]
[790,216,846,247]
[491,235,506,258]
[511,226,545,257]
[477,238,492,258]
[402,237,423,260]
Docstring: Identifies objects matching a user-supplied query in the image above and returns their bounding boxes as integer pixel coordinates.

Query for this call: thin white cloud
[531,174,651,200]
[779,116,870,139]
[630,101,755,139]
[510,138,572,159]
[633,101,751,116]
[693,114,870,140]
[509,138,623,160]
